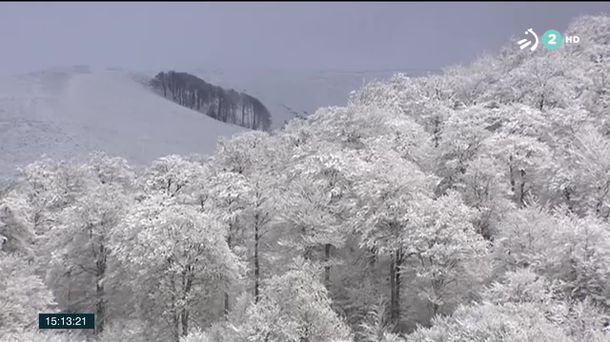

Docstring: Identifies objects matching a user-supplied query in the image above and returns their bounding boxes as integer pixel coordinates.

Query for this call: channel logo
[542,30,563,50]
[517,28,581,51]
[517,28,539,51]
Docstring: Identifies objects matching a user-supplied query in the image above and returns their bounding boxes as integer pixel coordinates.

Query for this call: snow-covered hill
[0,66,244,177]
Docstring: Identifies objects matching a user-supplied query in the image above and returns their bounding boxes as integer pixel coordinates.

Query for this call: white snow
[0,66,245,177]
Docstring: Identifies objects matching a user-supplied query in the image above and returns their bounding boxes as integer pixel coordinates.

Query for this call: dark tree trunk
[254,213,261,303]
[241,103,246,127]
[509,155,515,196]
[433,116,440,148]
[519,169,526,207]
[169,273,179,342]
[181,309,189,337]
[95,243,107,334]
[217,97,222,120]
[390,248,403,327]
[368,247,377,267]
[180,269,192,337]
[66,269,73,312]
[390,252,397,322]
[224,229,232,315]
[564,187,573,212]
[324,243,331,288]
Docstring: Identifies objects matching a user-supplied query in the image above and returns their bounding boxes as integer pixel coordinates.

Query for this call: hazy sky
[0,2,608,75]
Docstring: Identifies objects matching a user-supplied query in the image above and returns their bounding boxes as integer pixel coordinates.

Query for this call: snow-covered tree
[44,154,134,333]
[279,143,357,286]
[0,252,55,334]
[408,269,609,342]
[113,195,243,342]
[407,301,573,342]
[355,144,435,326]
[0,189,35,254]
[456,154,514,239]
[556,126,610,218]
[214,131,289,305]
[495,206,610,308]
[400,192,490,318]
[236,258,353,342]
[140,154,207,200]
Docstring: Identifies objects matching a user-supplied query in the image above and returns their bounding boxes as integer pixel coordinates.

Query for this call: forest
[150,71,272,131]
[1,14,609,342]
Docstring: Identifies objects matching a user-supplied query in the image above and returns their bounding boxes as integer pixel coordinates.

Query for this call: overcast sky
[0,2,608,75]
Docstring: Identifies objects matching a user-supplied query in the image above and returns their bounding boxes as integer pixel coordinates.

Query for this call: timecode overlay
[39,313,95,330]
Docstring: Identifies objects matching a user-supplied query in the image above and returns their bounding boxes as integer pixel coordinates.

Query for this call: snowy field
[0,66,244,177]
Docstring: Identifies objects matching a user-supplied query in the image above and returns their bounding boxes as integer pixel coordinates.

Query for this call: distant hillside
[150,71,272,131]
[0,66,244,177]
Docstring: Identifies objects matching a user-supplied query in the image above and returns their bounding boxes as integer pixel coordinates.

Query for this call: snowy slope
[0,66,244,177]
